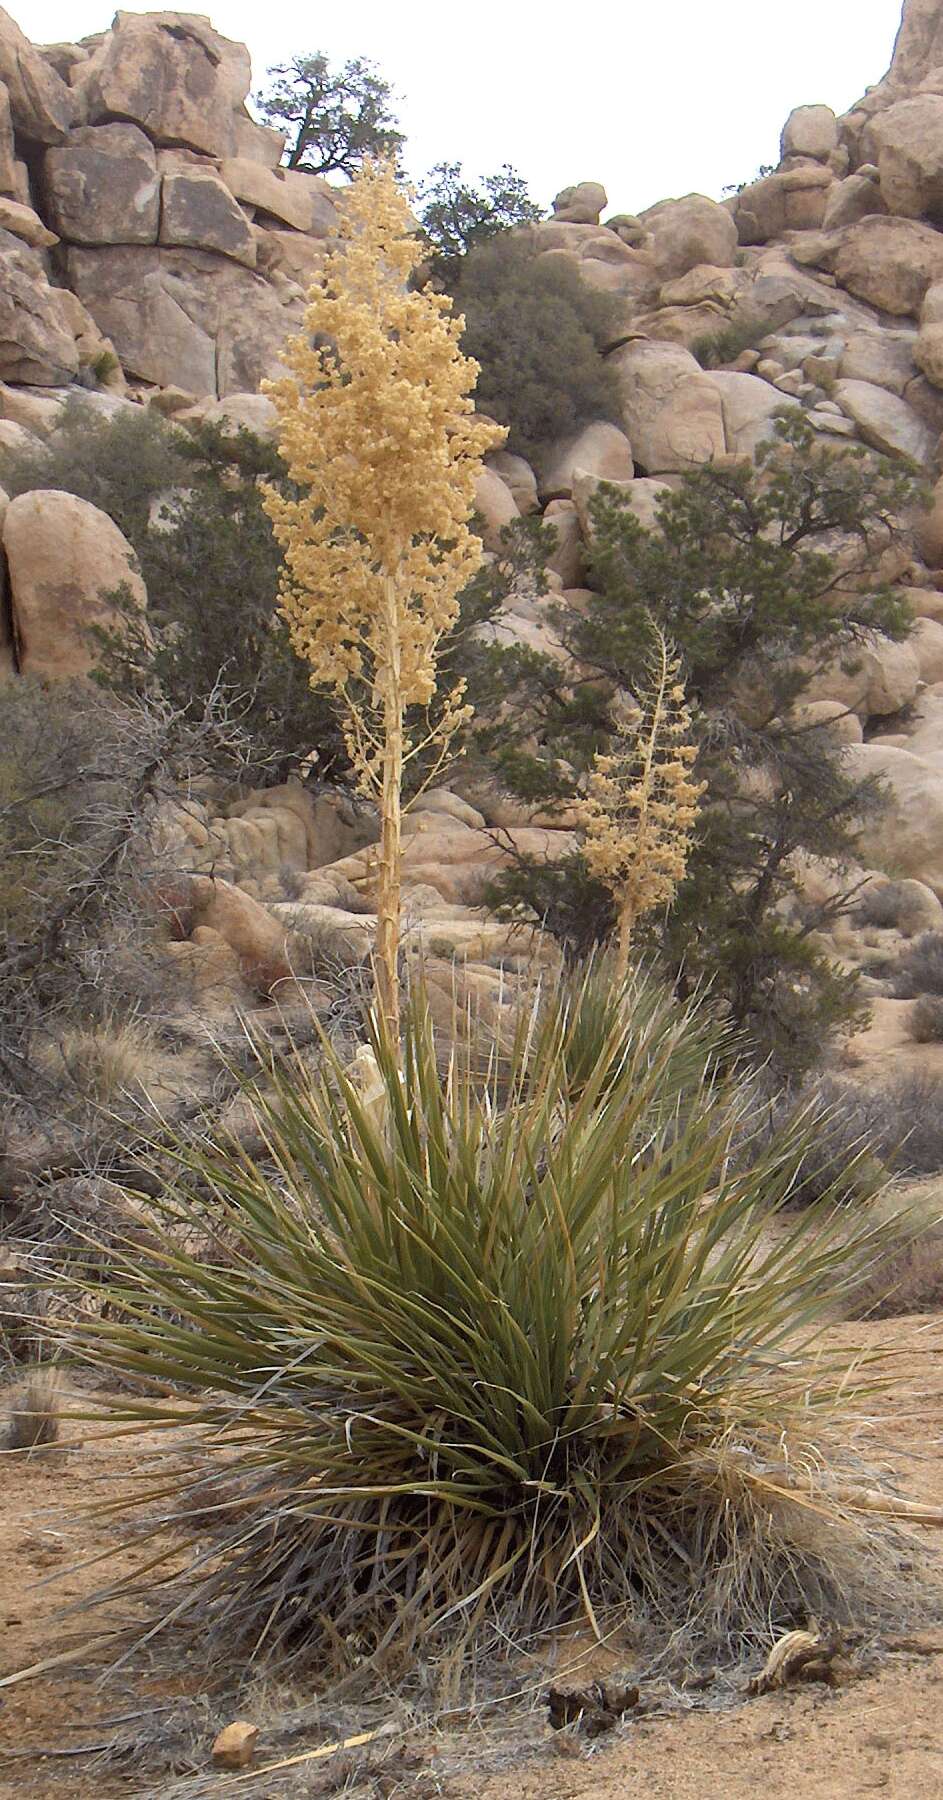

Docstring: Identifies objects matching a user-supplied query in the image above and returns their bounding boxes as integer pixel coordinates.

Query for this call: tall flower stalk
[262,158,504,1039]
[579,627,703,980]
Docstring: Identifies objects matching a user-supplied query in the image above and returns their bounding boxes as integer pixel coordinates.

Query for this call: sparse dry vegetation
[910,994,943,1043]
[847,1222,943,1320]
[896,932,943,999]
[33,1018,158,1110]
[691,317,769,369]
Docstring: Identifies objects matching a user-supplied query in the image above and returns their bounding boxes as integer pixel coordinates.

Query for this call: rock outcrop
[3,0,943,1031]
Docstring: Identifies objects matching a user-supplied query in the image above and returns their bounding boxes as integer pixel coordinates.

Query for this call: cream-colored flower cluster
[261,157,505,781]
[579,629,704,978]
[261,158,505,1037]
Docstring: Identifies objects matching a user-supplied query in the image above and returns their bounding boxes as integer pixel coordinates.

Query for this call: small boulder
[915,320,943,388]
[473,467,519,551]
[0,197,56,248]
[159,163,256,267]
[608,338,726,474]
[839,331,916,397]
[410,788,487,830]
[212,1722,259,1771]
[84,12,250,159]
[802,632,921,720]
[847,741,943,896]
[219,158,334,234]
[872,94,943,222]
[543,500,585,587]
[485,449,538,513]
[822,169,887,232]
[611,476,673,532]
[232,114,285,169]
[781,105,839,163]
[708,370,799,458]
[917,473,943,564]
[539,420,634,500]
[833,215,943,318]
[189,877,292,996]
[43,123,160,246]
[831,378,936,463]
[911,616,943,685]
[0,5,73,142]
[4,489,146,679]
[642,193,738,281]
[0,383,65,434]
[790,698,863,745]
[0,230,79,385]
[571,467,635,535]
[552,181,607,225]
[179,392,276,437]
[735,165,834,243]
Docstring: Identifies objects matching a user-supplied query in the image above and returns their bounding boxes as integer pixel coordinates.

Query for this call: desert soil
[1,1315,943,1799]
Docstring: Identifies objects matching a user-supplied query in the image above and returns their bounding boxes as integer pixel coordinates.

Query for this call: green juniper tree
[461,417,922,1074]
[97,424,348,783]
[418,162,542,279]
[255,52,404,177]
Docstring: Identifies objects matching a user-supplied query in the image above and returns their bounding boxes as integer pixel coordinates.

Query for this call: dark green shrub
[96,422,347,781]
[454,235,623,464]
[89,348,121,386]
[0,396,188,547]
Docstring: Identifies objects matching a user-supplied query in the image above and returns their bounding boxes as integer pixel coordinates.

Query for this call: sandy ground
[2,1315,943,1799]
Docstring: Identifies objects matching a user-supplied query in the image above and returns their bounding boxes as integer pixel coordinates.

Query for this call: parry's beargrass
[58,969,916,1684]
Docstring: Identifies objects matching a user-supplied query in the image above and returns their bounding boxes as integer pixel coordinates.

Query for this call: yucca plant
[53,968,920,1685]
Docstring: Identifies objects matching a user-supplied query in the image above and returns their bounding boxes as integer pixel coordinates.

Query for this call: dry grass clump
[33,1017,157,1109]
[0,1280,49,1369]
[690,318,767,369]
[3,1367,60,1453]
[59,970,922,1689]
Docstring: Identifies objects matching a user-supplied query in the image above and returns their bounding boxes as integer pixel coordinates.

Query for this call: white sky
[26,0,905,215]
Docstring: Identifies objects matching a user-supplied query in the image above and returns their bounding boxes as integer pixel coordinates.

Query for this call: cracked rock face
[0,228,79,384]
[0,3,73,143]
[81,12,251,159]
[44,124,160,245]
